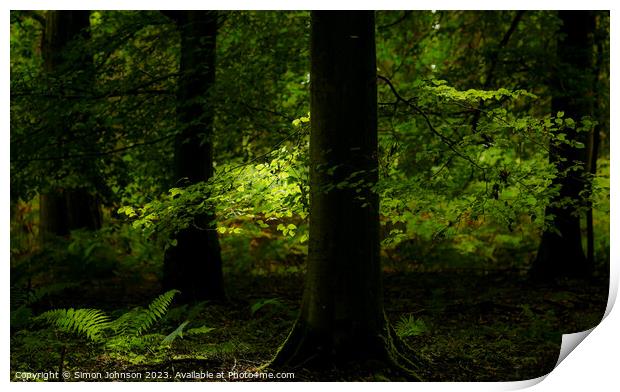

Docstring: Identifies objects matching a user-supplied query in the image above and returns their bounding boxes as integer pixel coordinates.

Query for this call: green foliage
[108,289,180,336]
[250,298,284,316]
[520,305,560,340]
[117,121,310,273]
[395,314,428,338]
[590,157,610,267]
[36,308,110,341]
[215,11,310,160]
[185,325,217,335]
[10,10,609,280]
[10,220,164,308]
[160,321,215,346]
[426,80,537,102]
[20,289,206,369]
[11,282,79,309]
[11,306,34,331]
[160,320,190,345]
[10,282,80,333]
[36,290,179,345]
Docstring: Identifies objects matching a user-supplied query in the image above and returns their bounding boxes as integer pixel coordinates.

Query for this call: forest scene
[9,10,610,382]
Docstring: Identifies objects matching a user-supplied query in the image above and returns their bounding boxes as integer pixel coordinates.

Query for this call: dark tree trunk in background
[585,117,600,268]
[270,11,421,378]
[163,11,225,302]
[530,11,595,281]
[585,12,607,271]
[40,191,102,237]
[39,11,101,241]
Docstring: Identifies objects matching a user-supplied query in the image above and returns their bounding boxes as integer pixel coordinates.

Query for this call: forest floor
[10,268,609,382]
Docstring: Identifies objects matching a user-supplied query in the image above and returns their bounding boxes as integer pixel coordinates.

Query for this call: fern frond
[108,290,180,336]
[161,320,189,345]
[185,325,215,336]
[26,283,79,306]
[135,289,180,335]
[36,308,110,342]
[395,314,428,338]
[106,308,145,336]
[148,290,180,319]
[35,290,179,346]
[11,282,78,309]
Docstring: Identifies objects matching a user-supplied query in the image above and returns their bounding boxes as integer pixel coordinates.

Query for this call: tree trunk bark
[39,11,102,242]
[40,190,101,238]
[585,121,600,268]
[162,11,225,302]
[585,12,607,271]
[530,11,595,281]
[269,11,422,379]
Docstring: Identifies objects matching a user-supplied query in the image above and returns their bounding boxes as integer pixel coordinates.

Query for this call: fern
[160,321,215,346]
[143,289,180,333]
[109,289,179,335]
[106,308,147,336]
[36,308,110,342]
[185,325,215,336]
[11,282,78,309]
[250,297,284,315]
[395,314,428,338]
[37,290,180,343]
[161,320,190,345]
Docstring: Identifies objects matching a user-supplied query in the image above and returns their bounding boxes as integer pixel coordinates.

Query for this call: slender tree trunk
[530,11,595,281]
[39,11,102,242]
[585,12,607,270]
[585,121,600,267]
[269,11,421,379]
[163,11,225,302]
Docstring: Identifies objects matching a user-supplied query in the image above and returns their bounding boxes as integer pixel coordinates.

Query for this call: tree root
[264,314,428,381]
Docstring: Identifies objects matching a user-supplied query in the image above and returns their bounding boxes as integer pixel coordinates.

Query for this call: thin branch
[11,72,179,101]
[485,11,525,89]
[377,74,485,171]
[471,11,525,133]
[448,98,550,153]
[11,89,173,100]
[227,126,307,177]
[232,100,295,123]
[11,134,175,163]
[378,11,412,30]
[387,12,442,79]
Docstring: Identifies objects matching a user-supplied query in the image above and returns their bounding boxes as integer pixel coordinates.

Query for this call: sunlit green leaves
[276,223,297,237]
[395,314,428,338]
[117,120,310,248]
[425,82,537,103]
[292,113,310,127]
[118,206,137,218]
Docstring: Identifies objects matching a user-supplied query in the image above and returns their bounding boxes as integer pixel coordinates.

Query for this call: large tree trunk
[162,11,225,302]
[39,11,102,242]
[269,11,421,379]
[530,11,595,281]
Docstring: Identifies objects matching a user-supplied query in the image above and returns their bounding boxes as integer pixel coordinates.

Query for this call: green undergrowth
[10,269,607,381]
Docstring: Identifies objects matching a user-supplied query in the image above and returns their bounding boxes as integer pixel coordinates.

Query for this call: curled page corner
[498,374,547,391]
[499,328,596,391]
[554,328,595,368]
[544,266,619,382]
